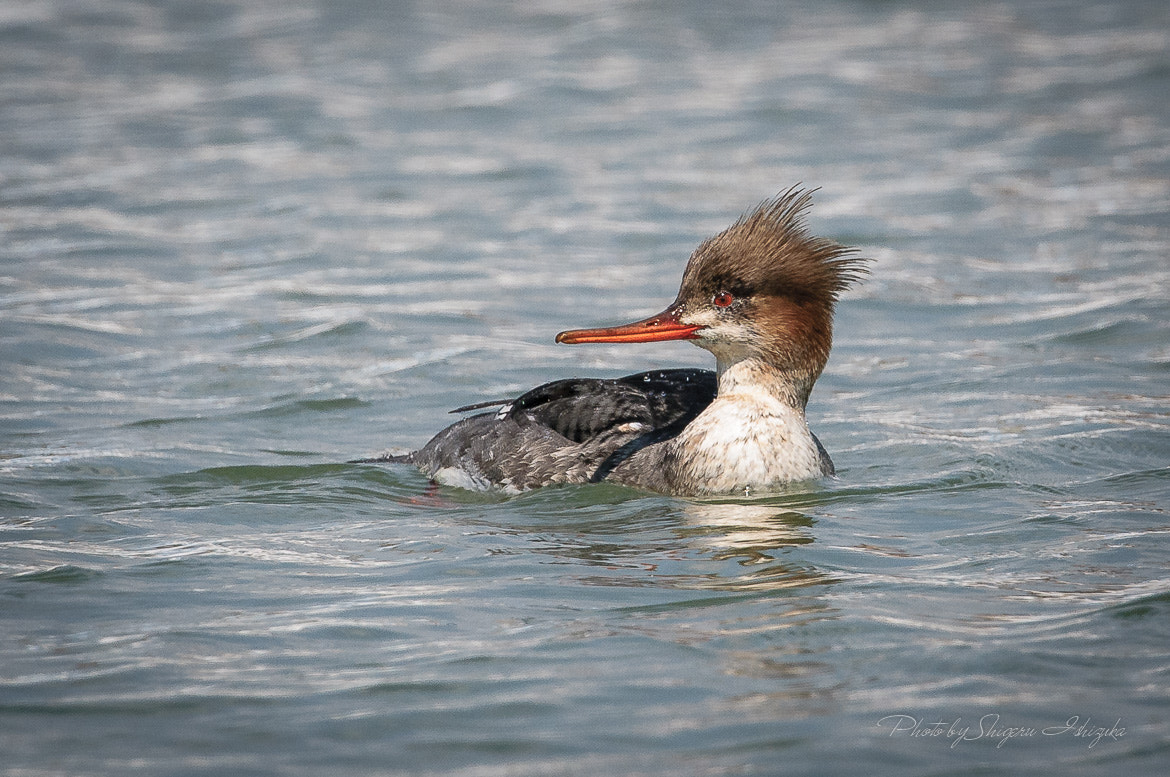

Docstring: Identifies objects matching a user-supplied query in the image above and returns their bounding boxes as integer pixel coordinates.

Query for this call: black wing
[500,368,716,444]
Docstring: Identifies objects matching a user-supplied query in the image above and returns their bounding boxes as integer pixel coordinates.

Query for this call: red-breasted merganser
[360,187,867,496]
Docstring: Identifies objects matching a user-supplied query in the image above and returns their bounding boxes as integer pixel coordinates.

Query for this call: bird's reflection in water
[680,500,813,557]
[535,497,838,595]
[667,500,833,592]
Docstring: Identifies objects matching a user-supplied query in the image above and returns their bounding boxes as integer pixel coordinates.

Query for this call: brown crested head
[678,187,865,306]
[672,187,868,401]
[554,186,867,404]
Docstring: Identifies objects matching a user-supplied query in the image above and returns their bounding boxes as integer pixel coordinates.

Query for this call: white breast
[670,393,827,494]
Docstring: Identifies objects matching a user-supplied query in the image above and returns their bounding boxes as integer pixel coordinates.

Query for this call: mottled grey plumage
[362,369,717,492]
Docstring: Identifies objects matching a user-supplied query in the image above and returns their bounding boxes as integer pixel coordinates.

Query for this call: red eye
[713,291,734,308]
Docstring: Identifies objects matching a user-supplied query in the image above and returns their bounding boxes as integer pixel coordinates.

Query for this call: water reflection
[678,500,815,555]
[497,496,839,594]
[672,500,831,592]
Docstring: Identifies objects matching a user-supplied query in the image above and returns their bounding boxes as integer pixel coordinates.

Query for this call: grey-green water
[3,1,1169,775]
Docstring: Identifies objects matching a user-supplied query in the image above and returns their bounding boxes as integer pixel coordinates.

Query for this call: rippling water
[3,1,1169,775]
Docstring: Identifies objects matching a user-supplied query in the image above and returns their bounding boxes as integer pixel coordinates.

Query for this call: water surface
[2,1,1169,775]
